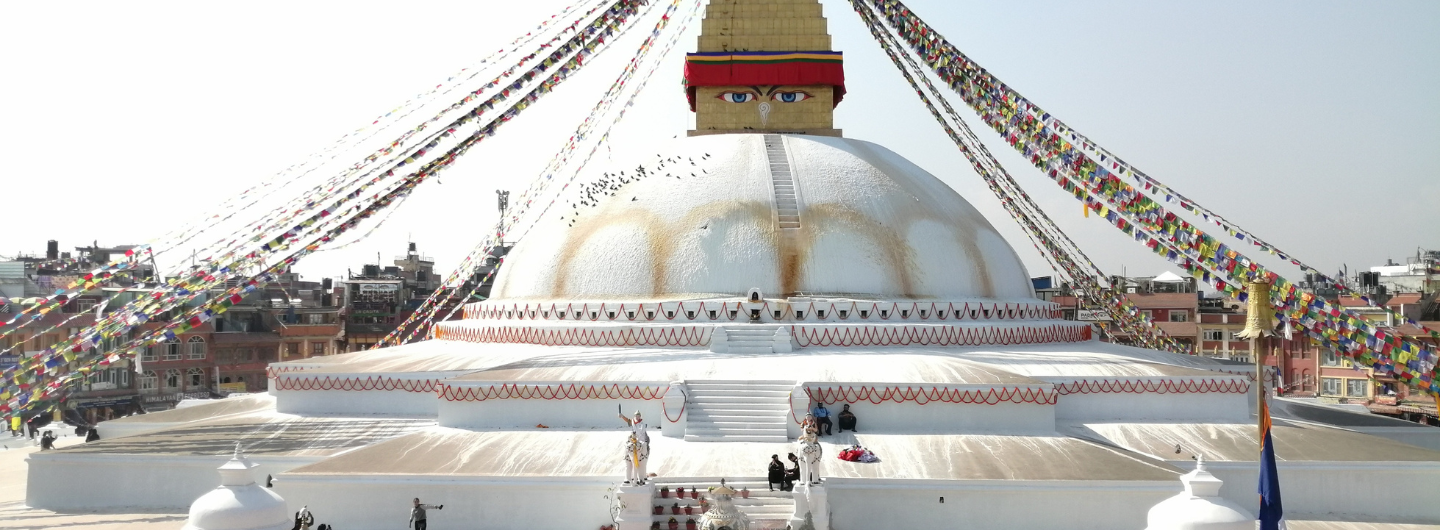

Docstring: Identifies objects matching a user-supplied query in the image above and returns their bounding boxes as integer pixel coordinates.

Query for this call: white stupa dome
[1145,457,1253,530]
[493,134,1034,301]
[184,444,291,530]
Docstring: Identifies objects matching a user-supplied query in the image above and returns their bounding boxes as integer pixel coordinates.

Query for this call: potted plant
[683,505,693,516]
[690,488,699,500]
[698,497,708,513]
[686,518,698,530]
[650,522,661,530]
[660,486,670,498]
[668,517,679,530]
[653,505,664,516]
[740,486,750,499]
[671,502,681,515]
[675,486,685,499]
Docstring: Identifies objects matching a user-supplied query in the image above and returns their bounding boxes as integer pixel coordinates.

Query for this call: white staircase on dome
[648,478,795,530]
[763,135,801,230]
[684,380,795,442]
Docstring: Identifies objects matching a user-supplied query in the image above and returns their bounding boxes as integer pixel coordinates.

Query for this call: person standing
[813,403,832,436]
[767,454,786,491]
[409,498,442,530]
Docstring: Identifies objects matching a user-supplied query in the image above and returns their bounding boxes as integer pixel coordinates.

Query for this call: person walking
[409,498,442,530]
[813,403,832,436]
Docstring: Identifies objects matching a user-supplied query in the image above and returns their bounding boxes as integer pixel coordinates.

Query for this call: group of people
[767,453,803,491]
[807,403,857,436]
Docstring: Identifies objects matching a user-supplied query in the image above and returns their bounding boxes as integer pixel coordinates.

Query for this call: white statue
[619,411,650,485]
[798,425,823,485]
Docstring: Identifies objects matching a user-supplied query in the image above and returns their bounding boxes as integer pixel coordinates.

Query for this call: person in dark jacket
[767,454,785,491]
[85,428,100,442]
[784,453,801,491]
[837,404,857,433]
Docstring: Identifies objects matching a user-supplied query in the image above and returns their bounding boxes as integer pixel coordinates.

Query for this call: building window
[1202,330,1224,341]
[306,313,325,324]
[163,339,182,361]
[117,369,130,388]
[140,371,158,392]
[1139,310,1153,320]
[1346,379,1368,398]
[310,342,326,356]
[286,342,300,358]
[142,345,158,363]
[1321,349,1342,367]
[165,369,181,389]
[187,337,206,359]
[1169,310,1189,322]
[188,368,206,388]
[1321,377,1342,396]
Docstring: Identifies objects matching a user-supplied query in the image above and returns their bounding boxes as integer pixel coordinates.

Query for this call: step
[684,434,790,443]
[685,379,796,386]
[688,397,792,406]
[684,426,787,436]
[684,383,794,391]
[687,410,789,419]
[682,385,789,394]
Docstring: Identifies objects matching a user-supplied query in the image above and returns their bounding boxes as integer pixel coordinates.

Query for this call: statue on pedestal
[798,423,822,485]
[619,411,650,485]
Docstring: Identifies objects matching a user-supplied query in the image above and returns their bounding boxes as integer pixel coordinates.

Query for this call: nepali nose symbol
[758,101,772,125]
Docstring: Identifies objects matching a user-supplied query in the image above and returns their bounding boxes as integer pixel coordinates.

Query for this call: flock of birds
[562,151,713,227]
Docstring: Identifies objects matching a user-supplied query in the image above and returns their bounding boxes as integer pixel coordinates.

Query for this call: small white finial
[1194,454,1206,471]
[234,442,243,460]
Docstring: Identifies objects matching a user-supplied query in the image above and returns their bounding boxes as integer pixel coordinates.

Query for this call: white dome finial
[183,441,291,530]
[1144,449,1252,530]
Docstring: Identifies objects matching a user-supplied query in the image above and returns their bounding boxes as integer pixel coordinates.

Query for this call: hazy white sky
[1,0,1436,289]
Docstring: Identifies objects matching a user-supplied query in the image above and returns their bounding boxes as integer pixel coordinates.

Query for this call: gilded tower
[685,0,845,136]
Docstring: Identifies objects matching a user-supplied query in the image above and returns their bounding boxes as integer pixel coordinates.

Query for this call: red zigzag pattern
[1052,378,1250,395]
[273,375,441,393]
[436,382,670,402]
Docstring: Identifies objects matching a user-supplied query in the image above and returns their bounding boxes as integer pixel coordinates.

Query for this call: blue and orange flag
[1258,397,1285,529]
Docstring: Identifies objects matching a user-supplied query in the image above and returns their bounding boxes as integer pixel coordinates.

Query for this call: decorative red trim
[1052,378,1250,395]
[462,300,1060,323]
[791,323,1090,347]
[804,385,1057,406]
[274,375,440,393]
[435,382,670,402]
[435,325,709,347]
[266,364,314,380]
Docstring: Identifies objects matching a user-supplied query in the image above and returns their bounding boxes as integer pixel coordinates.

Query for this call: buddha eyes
[772,91,812,103]
[717,91,758,103]
[715,91,813,103]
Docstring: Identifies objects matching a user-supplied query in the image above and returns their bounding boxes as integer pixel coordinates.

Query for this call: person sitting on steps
[813,403,832,436]
[838,404,857,433]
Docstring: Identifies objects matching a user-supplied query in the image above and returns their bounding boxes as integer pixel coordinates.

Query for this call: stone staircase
[648,478,795,530]
[684,380,794,442]
[712,325,783,353]
[764,134,801,230]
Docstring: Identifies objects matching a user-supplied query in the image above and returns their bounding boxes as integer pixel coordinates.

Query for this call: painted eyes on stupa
[771,91,812,103]
[716,91,758,103]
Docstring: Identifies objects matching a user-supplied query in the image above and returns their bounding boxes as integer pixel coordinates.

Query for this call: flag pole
[1237,278,1275,441]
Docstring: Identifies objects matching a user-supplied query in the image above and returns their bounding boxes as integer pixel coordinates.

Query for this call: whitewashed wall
[824,479,1174,530]
[26,452,311,510]
[273,474,615,530]
[273,371,473,415]
[437,385,671,434]
[1192,460,1440,522]
[801,384,1057,434]
[1049,377,1249,423]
